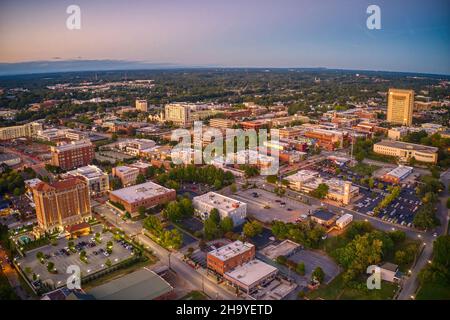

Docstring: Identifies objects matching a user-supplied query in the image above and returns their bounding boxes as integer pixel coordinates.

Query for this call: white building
[118,139,156,156]
[335,213,353,229]
[224,259,278,295]
[67,165,109,196]
[192,192,247,225]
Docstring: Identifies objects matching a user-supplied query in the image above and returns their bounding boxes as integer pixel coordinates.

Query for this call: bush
[276,255,287,265]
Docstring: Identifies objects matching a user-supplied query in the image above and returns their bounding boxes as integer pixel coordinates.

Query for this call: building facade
[112,165,140,186]
[207,241,256,275]
[164,103,191,127]
[0,122,42,140]
[373,140,438,164]
[51,140,95,170]
[387,89,414,126]
[31,177,91,233]
[135,99,148,112]
[67,165,109,195]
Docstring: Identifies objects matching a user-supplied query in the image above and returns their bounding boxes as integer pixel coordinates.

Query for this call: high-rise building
[0,122,42,140]
[51,140,95,170]
[31,177,91,233]
[135,99,148,112]
[387,89,414,126]
[164,103,191,127]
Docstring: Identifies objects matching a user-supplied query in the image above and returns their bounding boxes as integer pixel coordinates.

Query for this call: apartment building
[51,140,95,170]
[164,103,191,127]
[0,122,42,140]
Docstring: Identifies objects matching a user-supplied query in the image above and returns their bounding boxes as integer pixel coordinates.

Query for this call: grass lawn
[416,281,450,300]
[306,273,399,300]
[181,290,209,300]
[349,163,380,176]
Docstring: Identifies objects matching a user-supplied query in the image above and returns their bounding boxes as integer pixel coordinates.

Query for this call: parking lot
[231,188,315,223]
[353,187,422,227]
[17,225,135,290]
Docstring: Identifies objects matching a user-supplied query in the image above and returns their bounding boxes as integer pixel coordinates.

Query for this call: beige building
[0,122,42,140]
[209,118,236,129]
[31,177,91,233]
[164,103,191,127]
[135,99,148,112]
[373,140,438,164]
[387,127,409,141]
[387,89,414,126]
[112,165,140,186]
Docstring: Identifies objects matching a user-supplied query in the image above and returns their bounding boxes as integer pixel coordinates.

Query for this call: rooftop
[193,192,246,213]
[312,210,336,222]
[87,268,172,300]
[224,259,278,287]
[208,240,254,262]
[110,181,174,203]
[375,140,438,153]
[52,139,93,152]
[385,165,413,179]
[68,165,107,180]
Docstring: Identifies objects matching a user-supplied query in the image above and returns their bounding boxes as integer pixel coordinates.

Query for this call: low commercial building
[224,259,278,295]
[109,181,176,214]
[373,140,438,164]
[286,170,358,205]
[209,118,236,129]
[0,153,21,167]
[129,161,152,174]
[381,165,413,184]
[388,127,409,141]
[303,128,345,151]
[88,268,174,300]
[118,139,156,156]
[193,192,247,225]
[67,165,109,196]
[112,166,140,186]
[379,262,402,283]
[310,210,337,227]
[207,241,255,275]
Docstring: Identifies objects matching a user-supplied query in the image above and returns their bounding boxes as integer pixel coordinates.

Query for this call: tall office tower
[387,89,414,126]
[50,140,95,170]
[135,99,148,112]
[31,177,91,233]
[164,103,191,127]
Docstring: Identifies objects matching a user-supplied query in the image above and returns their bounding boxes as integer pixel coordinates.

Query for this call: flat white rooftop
[385,165,413,179]
[110,181,173,203]
[208,240,254,262]
[53,139,92,152]
[225,259,278,287]
[114,165,139,174]
[68,165,106,180]
[194,192,245,213]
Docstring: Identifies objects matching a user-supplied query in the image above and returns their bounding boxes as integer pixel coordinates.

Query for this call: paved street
[94,204,239,300]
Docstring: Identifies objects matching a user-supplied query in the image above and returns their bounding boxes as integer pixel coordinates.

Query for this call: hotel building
[31,177,91,233]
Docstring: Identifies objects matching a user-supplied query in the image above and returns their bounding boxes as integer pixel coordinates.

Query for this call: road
[397,169,450,300]
[0,247,31,300]
[93,204,239,300]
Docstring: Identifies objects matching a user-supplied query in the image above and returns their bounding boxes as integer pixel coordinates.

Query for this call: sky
[0,0,449,75]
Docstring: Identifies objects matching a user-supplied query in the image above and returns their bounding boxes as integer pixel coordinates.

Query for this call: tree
[243,221,263,238]
[136,174,146,184]
[276,255,287,265]
[296,262,305,276]
[220,217,234,233]
[110,177,123,190]
[214,179,222,190]
[266,175,277,184]
[47,262,55,273]
[413,203,438,230]
[137,206,146,217]
[204,217,222,240]
[230,183,237,193]
[163,201,183,222]
[447,197,450,209]
[310,183,329,199]
[209,208,221,225]
[312,267,325,283]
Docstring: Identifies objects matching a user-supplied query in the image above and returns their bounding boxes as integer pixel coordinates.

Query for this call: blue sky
[0,0,449,74]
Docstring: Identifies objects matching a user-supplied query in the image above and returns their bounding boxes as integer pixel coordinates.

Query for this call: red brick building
[51,140,95,170]
[207,241,255,275]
